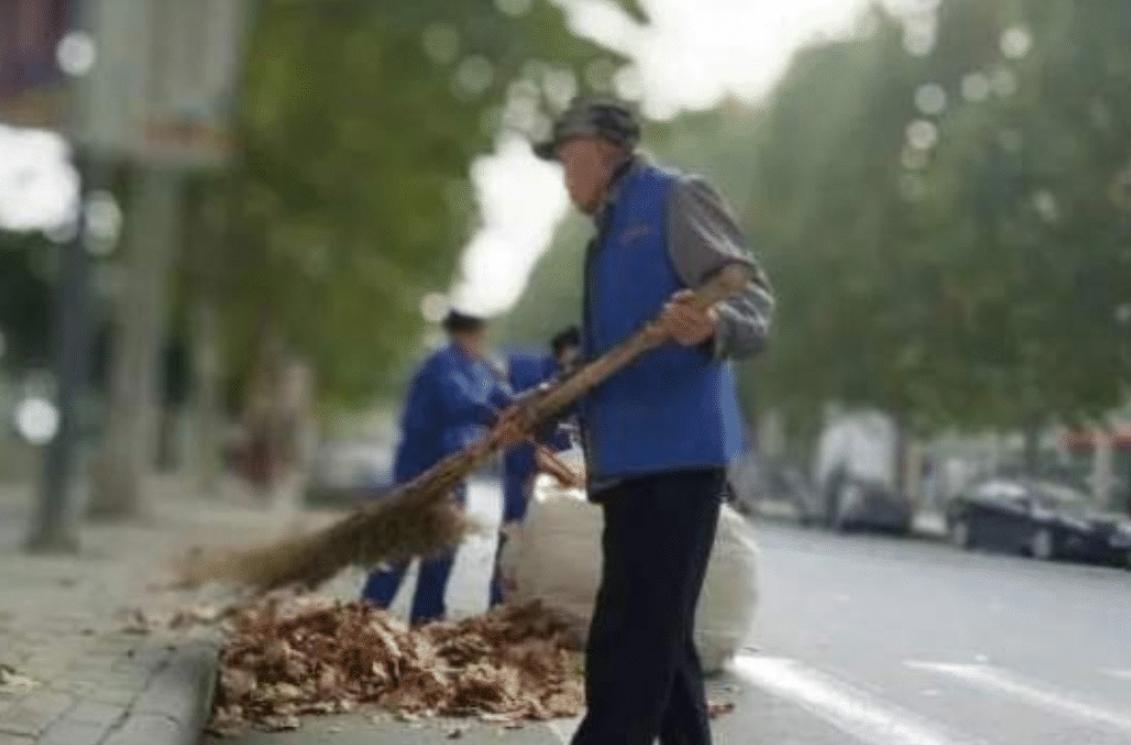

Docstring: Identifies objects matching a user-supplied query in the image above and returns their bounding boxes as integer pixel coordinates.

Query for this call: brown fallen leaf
[169,603,225,629]
[708,700,736,719]
[261,713,301,731]
[0,664,39,693]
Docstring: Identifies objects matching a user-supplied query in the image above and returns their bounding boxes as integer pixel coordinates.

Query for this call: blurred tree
[191,0,620,412]
[0,232,53,371]
[496,212,587,346]
[915,0,1131,437]
[749,0,1131,457]
[500,0,1131,471]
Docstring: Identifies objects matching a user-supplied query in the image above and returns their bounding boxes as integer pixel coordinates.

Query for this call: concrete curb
[102,640,219,745]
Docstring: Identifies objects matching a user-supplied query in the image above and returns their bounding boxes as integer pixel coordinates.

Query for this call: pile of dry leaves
[209,597,585,734]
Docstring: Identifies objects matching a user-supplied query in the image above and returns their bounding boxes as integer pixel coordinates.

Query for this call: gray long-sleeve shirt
[591,157,775,359]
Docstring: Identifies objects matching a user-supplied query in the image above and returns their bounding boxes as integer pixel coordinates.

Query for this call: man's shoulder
[420,345,459,374]
[631,161,726,209]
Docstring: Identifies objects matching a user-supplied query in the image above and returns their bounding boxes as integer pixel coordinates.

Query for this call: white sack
[500,470,760,673]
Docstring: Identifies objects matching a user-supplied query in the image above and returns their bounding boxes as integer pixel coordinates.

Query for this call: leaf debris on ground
[208,597,585,735]
[0,663,39,693]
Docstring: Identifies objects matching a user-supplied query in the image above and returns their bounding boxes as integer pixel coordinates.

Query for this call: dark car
[946,479,1131,567]
[797,467,913,534]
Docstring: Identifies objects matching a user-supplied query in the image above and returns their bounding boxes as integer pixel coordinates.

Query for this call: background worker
[361,309,511,624]
[532,98,774,744]
[490,325,582,607]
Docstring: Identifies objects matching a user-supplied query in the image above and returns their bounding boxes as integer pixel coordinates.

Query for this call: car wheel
[950,517,974,550]
[1031,528,1057,561]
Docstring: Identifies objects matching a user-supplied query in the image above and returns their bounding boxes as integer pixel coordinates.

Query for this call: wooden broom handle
[397,264,752,506]
[525,263,752,423]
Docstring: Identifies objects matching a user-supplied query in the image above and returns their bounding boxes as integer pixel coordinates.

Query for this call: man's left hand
[661,289,718,346]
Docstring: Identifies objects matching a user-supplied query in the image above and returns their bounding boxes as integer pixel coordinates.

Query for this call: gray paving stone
[102,713,179,745]
[81,687,139,707]
[37,717,117,745]
[0,690,73,737]
[0,733,33,745]
[63,700,125,727]
[132,642,217,725]
[114,645,171,673]
[68,653,123,672]
[70,671,149,693]
[91,642,140,660]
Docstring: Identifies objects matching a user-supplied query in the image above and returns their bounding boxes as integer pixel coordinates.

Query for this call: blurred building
[0,0,70,129]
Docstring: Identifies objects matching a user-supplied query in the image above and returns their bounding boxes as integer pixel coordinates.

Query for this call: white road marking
[732,656,975,745]
[909,662,1131,734]
[547,716,580,744]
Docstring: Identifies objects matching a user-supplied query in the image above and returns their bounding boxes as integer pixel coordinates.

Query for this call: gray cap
[533,97,641,160]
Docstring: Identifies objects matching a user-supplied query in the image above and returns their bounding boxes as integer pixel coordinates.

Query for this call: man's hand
[660,289,718,346]
[493,406,531,448]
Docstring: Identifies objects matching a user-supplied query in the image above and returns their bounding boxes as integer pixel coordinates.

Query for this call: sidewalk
[0,477,311,745]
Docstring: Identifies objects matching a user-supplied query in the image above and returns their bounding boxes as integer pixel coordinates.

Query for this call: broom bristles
[176,491,473,592]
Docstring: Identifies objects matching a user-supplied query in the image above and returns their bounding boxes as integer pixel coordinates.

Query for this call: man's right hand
[493,405,531,448]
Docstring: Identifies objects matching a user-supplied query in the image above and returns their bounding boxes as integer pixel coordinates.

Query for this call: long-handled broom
[178,264,751,592]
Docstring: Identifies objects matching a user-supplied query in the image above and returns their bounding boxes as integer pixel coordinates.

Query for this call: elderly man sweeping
[530,98,774,745]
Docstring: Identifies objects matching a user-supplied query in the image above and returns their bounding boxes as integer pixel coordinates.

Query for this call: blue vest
[582,163,745,481]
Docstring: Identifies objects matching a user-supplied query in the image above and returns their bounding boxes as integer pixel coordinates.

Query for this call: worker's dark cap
[533,97,641,161]
[550,325,581,353]
[442,309,487,333]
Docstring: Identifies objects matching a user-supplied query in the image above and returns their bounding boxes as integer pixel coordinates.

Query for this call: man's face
[556,345,580,370]
[556,137,620,214]
[453,329,488,359]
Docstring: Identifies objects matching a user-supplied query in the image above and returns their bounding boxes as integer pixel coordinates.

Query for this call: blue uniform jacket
[501,352,570,523]
[393,344,512,486]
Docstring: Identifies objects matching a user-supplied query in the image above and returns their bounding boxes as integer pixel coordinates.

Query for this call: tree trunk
[88,166,183,519]
[190,300,225,495]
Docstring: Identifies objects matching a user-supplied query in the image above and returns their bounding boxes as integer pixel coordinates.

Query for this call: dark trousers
[572,469,724,745]
[361,485,465,625]
[491,472,535,607]
[360,551,456,625]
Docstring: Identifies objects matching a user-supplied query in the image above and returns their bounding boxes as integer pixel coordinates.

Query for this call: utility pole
[25,1,99,553]
[25,161,97,552]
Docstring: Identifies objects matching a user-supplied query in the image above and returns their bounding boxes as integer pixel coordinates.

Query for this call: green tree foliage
[200,0,618,406]
[503,0,1131,443]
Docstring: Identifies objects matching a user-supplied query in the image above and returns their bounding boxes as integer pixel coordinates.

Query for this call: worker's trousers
[360,485,465,625]
[572,469,724,745]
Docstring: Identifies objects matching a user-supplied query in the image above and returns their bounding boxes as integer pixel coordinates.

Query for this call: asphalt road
[205,482,1131,745]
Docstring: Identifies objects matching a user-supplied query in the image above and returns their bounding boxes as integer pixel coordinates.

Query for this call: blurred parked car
[806,411,913,533]
[946,479,1131,567]
[728,452,813,520]
[304,438,395,508]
